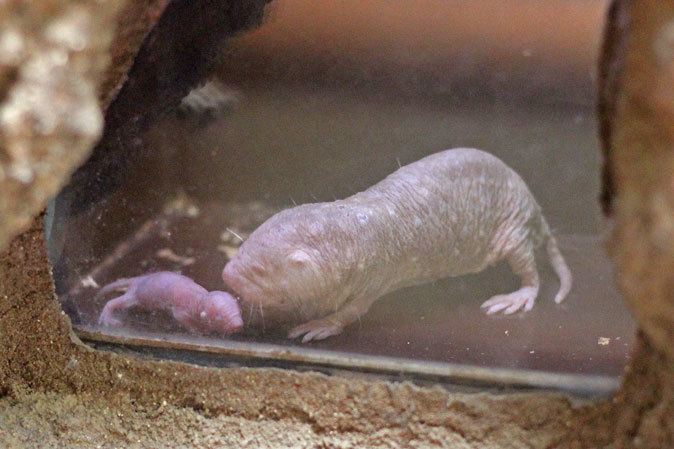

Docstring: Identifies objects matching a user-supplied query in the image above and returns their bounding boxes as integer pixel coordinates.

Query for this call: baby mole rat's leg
[98,292,137,327]
[288,295,378,343]
[171,307,203,334]
[480,240,540,315]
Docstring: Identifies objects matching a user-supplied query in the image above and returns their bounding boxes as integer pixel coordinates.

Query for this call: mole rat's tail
[95,277,134,298]
[540,218,573,303]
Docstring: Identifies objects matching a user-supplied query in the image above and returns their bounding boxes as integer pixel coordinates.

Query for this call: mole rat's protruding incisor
[223,148,572,342]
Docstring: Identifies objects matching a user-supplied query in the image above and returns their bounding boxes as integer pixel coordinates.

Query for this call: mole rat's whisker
[247,302,254,323]
[259,303,265,332]
[225,227,245,243]
[297,300,309,320]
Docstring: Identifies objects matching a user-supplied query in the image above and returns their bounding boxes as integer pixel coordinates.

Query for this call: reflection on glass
[47,0,633,391]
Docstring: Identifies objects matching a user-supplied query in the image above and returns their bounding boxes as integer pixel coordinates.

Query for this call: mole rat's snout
[222,258,263,306]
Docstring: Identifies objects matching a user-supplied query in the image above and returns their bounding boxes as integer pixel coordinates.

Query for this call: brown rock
[0,0,124,251]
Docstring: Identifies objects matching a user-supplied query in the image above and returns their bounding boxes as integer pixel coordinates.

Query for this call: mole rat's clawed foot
[480,287,538,315]
[288,319,344,343]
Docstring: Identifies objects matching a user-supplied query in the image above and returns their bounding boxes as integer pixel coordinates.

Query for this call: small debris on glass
[217,245,239,260]
[80,275,100,288]
[155,248,195,266]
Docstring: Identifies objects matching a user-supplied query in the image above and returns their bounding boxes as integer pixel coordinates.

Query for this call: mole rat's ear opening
[251,262,267,276]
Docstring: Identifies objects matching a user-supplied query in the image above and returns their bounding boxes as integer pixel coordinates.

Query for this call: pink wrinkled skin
[97,272,243,335]
[223,148,572,343]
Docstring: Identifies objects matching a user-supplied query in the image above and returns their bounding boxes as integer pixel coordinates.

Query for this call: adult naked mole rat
[223,148,572,342]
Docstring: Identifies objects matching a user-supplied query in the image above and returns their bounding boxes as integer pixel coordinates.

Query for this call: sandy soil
[0,390,476,449]
[0,386,595,449]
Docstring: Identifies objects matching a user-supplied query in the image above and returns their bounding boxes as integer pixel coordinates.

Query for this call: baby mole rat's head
[222,207,338,321]
[200,291,244,334]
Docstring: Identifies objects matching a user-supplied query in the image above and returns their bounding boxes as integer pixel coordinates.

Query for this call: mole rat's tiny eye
[251,263,266,275]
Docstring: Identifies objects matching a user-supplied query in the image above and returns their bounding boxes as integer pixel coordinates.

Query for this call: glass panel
[47,0,632,393]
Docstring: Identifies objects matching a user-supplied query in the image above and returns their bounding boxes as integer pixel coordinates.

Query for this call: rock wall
[606,0,674,445]
[0,0,118,251]
[0,0,171,252]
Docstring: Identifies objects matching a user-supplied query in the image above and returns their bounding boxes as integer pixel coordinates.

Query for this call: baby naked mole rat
[223,148,572,342]
[97,272,243,335]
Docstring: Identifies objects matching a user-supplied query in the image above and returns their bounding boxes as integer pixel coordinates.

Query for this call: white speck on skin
[310,222,323,235]
[156,248,195,266]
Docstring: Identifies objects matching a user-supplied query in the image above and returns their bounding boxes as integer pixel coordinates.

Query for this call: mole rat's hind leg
[288,295,378,343]
[480,241,540,315]
[171,308,203,335]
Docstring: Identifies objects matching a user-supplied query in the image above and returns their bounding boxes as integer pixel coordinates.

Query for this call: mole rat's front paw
[288,319,344,343]
[480,287,537,315]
